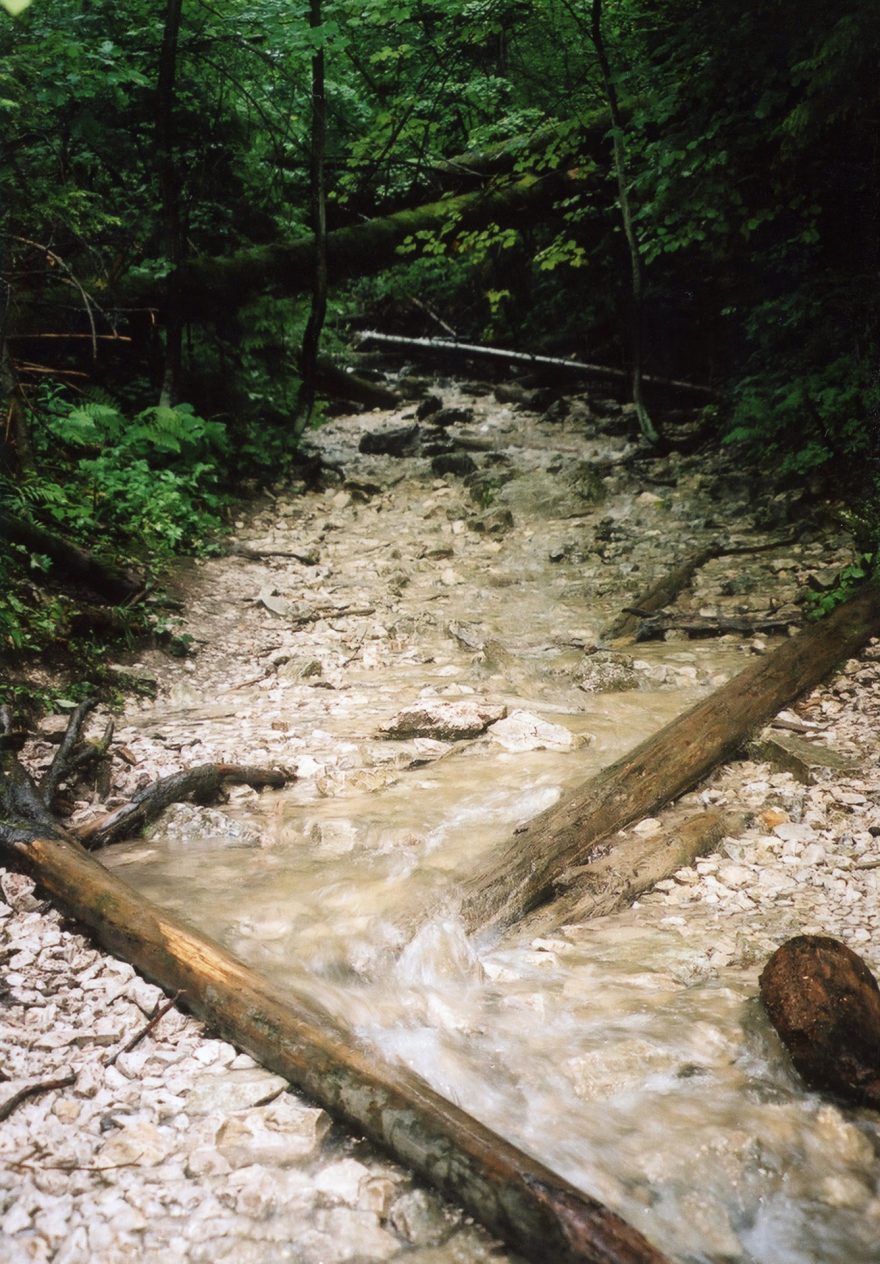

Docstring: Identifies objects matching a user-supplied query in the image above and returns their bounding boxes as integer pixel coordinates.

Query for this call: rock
[430,407,473,427]
[416,395,443,420]
[488,710,584,752]
[431,453,477,479]
[358,425,421,457]
[389,1188,454,1246]
[99,1120,174,1166]
[577,654,639,693]
[144,802,260,851]
[186,1068,289,1115]
[217,1100,330,1165]
[495,466,605,519]
[379,700,506,741]
[314,1158,371,1205]
[468,507,514,534]
[759,935,880,1108]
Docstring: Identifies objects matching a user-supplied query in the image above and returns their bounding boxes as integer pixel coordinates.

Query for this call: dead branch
[0,1074,77,1124]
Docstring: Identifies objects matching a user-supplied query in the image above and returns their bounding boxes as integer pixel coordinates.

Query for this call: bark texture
[457,579,880,936]
[134,172,586,320]
[760,935,880,1109]
[0,828,670,1264]
[519,809,745,938]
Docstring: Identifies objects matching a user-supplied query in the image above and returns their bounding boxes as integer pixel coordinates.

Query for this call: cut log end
[759,935,880,1110]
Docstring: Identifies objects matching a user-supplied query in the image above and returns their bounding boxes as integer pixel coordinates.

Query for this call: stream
[105,381,880,1264]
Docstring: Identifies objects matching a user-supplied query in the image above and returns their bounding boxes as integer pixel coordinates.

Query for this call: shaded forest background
[1,0,878,699]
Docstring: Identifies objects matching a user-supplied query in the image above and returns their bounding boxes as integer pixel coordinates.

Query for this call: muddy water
[108,391,880,1264]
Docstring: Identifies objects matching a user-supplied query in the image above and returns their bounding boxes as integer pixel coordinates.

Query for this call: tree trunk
[156,0,184,406]
[293,0,329,439]
[457,579,880,937]
[131,171,588,321]
[589,0,657,445]
[356,332,714,398]
[760,936,880,1110]
[518,809,745,939]
[0,828,670,1264]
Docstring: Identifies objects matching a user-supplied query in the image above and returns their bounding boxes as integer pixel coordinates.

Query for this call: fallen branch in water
[0,829,672,1264]
[630,610,796,642]
[457,579,880,936]
[0,702,292,851]
[602,537,798,642]
[517,808,746,939]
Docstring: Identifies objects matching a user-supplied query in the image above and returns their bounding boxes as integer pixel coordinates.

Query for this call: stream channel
[104,381,880,1263]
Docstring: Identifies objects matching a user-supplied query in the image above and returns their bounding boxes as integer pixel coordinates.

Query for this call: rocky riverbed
[2,377,879,1263]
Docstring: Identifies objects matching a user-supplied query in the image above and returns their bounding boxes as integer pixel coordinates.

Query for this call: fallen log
[0,831,671,1264]
[517,809,746,939]
[457,579,880,936]
[631,611,795,642]
[357,331,716,399]
[1,510,144,604]
[744,730,858,784]
[600,537,797,642]
[131,172,586,321]
[759,935,880,1110]
[312,355,401,409]
[76,764,289,847]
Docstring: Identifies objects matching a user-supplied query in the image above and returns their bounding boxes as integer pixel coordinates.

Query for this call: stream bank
[2,378,879,1264]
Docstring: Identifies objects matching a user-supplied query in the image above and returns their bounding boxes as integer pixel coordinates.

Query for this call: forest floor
[2,375,879,1264]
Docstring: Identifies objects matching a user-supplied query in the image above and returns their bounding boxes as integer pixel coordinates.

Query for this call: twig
[0,1073,76,1123]
[105,991,182,1067]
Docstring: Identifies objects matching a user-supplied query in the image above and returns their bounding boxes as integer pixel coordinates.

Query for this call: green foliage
[12,388,230,561]
[807,553,876,621]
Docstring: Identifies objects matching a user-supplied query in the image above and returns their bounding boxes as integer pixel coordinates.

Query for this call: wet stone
[379,700,507,741]
[144,802,261,851]
[185,1068,289,1115]
[358,425,421,457]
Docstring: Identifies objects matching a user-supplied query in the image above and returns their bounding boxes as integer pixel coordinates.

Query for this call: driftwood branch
[0,1073,77,1124]
[357,331,716,398]
[77,764,290,847]
[601,538,796,642]
[456,579,880,936]
[1,701,292,851]
[630,611,795,642]
[0,827,670,1264]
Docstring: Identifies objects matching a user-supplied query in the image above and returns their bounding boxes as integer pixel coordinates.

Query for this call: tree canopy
[2,0,878,679]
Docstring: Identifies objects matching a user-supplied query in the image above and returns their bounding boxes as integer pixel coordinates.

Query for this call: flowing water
[107,390,880,1263]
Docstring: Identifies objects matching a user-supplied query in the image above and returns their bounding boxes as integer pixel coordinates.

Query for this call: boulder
[358,424,421,457]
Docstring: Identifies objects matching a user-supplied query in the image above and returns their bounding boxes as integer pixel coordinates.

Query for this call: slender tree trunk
[156,0,184,406]
[0,234,33,478]
[589,0,658,444]
[293,0,328,439]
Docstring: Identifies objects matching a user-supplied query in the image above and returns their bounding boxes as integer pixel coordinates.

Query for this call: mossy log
[1,510,143,604]
[0,827,670,1264]
[458,580,880,936]
[130,172,587,321]
[760,935,880,1109]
